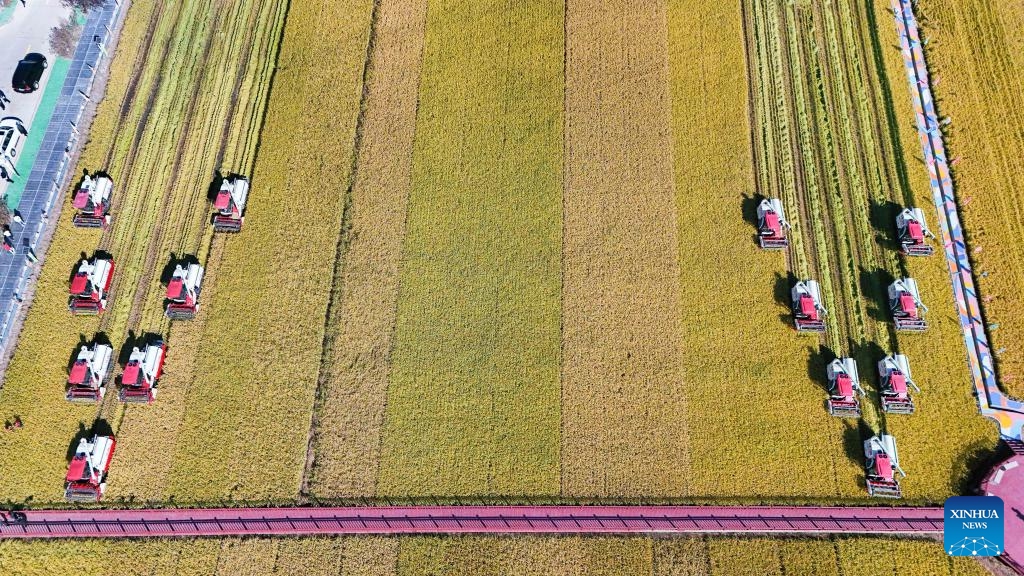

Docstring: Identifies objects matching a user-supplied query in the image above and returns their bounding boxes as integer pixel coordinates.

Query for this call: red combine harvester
[895,207,934,256]
[211,175,249,232]
[792,280,826,333]
[864,434,905,498]
[65,434,116,502]
[71,174,113,228]
[825,357,864,418]
[888,278,927,331]
[878,354,920,414]
[68,256,114,315]
[165,263,204,320]
[66,341,114,403]
[119,340,166,403]
[757,198,790,249]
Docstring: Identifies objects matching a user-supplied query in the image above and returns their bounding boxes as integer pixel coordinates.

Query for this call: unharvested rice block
[308,0,430,498]
[561,0,689,497]
[377,0,564,496]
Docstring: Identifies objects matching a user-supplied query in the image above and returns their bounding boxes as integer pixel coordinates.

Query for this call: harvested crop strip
[668,0,859,498]
[306,0,429,498]
[561,0,689,497]
[164,0,374,500]
[376,0,564,496]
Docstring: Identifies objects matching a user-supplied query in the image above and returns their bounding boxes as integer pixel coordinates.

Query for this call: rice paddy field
[0,0,1021,570]
[0,535,987,575]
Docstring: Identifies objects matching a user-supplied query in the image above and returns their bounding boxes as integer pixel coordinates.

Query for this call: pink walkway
[0,505,943,538]
[980,456,1024,574]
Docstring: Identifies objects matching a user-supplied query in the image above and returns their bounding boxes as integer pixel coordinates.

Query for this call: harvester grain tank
[888,278,928,331]
[878,354,920,414]
[66,341,114,402]
[71,173,113,228]
[65,434,116,502]
[68,256,114,314]
[863,434,905,498]
[164,263,204,320]
[118,340,165,403]
[896,207,934,256]
[792,280,826,333]
[211,175,249,232]
[757,198,790,249]
[825,357,864,417]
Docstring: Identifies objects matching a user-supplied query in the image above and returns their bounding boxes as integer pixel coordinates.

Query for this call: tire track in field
[302,0,428,497]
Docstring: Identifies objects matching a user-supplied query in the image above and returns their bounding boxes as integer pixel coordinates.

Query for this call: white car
[0,117,28,178]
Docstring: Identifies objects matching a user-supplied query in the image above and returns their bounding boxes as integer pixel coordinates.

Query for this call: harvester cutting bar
[881,398,915,415]
[865,479,902,499]
[71,214,111,229]
[211,215,242,233]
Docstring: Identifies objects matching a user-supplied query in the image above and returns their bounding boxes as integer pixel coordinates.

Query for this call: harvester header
[211,175,249,232]
[66,341,114,403]
[65,434,115,502]
[792,280,826,333]
[68,256,114,315]
[71,173,113,228]
[825,357,864,418]
[757,198,790,249]
[165,263,204,320]
[864,434,905,498]
[119,340,166,403]
[888,278,928,331]
[878,354,920,414]
[896,207,934,256]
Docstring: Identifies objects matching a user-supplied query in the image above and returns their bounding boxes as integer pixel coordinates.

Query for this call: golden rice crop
[306,0,430,498]
[163,0,374,501]
[0,536,983,574]
[669,0,861,499]
[907,0,1024,400]
[560,0,689,498]
[376,0,564,497]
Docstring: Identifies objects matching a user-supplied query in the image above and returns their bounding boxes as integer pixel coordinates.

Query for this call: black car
[12,53,47,94]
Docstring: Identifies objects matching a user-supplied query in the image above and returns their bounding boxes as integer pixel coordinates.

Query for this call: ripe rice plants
[305,0,430,498]
[560,0,689,498]
[669,0,861,498]
[376,0,564,497]
[906,0,1024,400]
[163,0,374,500]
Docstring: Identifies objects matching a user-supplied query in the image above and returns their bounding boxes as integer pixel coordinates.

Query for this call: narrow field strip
[560,0,688,497]
[108,0,289,501]
[2,535,982,575]
[376,0,564,496]
[911,0,1024,400]
[305,0,429,498]
[165,0,375,501]
[672,0,858,499]
[0,1,180,502]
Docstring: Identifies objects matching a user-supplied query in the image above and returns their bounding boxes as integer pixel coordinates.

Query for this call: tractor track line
[301,0,383,496]
[102,4,163,171]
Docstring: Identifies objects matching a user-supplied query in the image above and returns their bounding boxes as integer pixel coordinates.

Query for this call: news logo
[944,496,1004,557]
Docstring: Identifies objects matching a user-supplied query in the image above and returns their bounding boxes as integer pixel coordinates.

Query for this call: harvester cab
[65,434,116,502]
[864,434,905,498]
[71,173,113,228]
[757,198,790,249]
[211,175,249,232]
[792,280,826,333]
[878,354,920,414]
[165,262,204,320]
[68,256,114,315]
[896,207,934,256]
[826,357,864,417]
[119,340,165,403]
[66,342,114,403]
[888,278,928,331]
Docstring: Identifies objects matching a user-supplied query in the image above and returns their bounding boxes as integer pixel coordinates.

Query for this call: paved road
[0,505,945,538]
[0,0,71,191]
